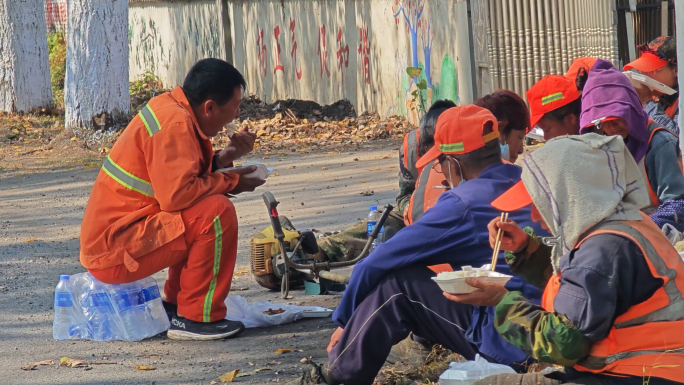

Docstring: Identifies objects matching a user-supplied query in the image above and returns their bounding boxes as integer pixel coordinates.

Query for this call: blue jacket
[332,162,547,366]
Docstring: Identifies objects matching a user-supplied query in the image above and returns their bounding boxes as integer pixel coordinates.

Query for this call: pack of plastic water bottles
[53,272,170,341]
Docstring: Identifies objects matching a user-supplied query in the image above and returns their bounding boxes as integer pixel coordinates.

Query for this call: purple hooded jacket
[579,59,650,163]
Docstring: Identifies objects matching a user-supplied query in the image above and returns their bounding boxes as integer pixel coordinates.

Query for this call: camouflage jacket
[495,228,592,366]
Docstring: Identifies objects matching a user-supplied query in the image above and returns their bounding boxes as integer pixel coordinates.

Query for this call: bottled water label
[367,221,377,234]
[142,286,161,302]
[55,292,73,307]
[88,292,109,307]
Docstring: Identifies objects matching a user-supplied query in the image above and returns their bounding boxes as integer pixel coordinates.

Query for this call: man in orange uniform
[80,59,264,341]
[526,75,582,140]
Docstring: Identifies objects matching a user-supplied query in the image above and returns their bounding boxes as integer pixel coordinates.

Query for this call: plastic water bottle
[82,277,114,341]
[53,275,75,340]
[367,205,381,238]
[142,281,170,332]
[112,283,147,341]
[372,226,385,250]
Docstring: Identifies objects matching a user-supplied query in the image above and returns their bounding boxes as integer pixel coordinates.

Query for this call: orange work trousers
[90,194,238,323]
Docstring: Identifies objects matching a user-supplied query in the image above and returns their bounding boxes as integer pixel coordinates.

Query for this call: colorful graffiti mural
[391,0,458,121]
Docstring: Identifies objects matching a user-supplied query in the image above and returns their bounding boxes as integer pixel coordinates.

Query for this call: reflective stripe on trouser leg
[102,156,155,197]
[139,104,161,136]
[203,216,223,322]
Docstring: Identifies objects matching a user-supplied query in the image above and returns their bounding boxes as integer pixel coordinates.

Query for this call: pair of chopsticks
[491,212,509,271]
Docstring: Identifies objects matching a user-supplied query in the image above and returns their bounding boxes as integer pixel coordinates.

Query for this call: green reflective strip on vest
[102,156,155,197]
[439,142,464,153]
[203,216,223,322]
[541,92,564,105]
[139,104,161,136]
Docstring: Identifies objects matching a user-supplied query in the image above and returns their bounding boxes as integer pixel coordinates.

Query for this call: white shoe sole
[167,327,243,341]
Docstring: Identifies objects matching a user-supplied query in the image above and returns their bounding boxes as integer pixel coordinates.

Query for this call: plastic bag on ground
[439,354,516,385]
[53,272,169,341]
[224,295,332,328]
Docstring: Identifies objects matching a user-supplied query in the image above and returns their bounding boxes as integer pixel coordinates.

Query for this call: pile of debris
[212,96,414,155]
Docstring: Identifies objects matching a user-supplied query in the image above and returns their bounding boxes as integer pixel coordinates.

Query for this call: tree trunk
[65,0,129,130]
[0,0,53,113]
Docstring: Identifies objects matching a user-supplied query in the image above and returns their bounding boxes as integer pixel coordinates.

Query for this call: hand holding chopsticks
[490,212,509,271]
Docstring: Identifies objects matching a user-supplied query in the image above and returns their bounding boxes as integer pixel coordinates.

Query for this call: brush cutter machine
[250,191,394,299]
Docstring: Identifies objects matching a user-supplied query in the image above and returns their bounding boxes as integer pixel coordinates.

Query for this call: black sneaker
[162,301,177,321]
[167,315,245,341]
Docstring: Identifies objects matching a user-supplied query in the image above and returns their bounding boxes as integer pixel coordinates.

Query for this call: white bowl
[432,272,512,294]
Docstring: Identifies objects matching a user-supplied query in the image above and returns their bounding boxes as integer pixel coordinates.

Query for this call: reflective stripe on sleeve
[102,156,155,198]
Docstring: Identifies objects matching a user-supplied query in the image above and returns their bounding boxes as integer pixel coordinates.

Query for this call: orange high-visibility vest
[404,160,447,225]
[640,119,681,206]
[79,87,239,272]
[402,130,421,180]
[665,97,679,119]
[542,213,684,383]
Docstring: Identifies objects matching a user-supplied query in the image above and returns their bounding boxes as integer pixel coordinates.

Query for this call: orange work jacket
[80,87,239,272]
[404,160,447,225]
[402,130,421,180]
[542,213,684,383]
[665,97,679,118]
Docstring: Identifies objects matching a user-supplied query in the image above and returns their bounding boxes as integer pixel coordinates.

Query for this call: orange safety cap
[565,57,598,82]
[623,52,669,73]
[491,180,532,211]
[415,105,500,169]
[526,75,581,129]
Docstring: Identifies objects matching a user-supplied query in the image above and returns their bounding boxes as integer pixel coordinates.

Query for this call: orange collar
[170,86,208,140]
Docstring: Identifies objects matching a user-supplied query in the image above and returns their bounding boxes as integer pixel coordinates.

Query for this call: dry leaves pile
[212,97,414,155]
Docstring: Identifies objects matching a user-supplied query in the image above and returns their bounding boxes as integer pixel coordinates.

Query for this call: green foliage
[47,29,66,108]
[129,70,162,95]
[407,66,428,116]
[406,67,423,78]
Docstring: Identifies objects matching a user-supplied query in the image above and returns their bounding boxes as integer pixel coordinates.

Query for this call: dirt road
[0,140,401,384]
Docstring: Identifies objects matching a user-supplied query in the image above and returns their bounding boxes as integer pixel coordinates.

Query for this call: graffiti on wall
[289,20,302,80]
[337,28,350,82]
[390,0,458,121]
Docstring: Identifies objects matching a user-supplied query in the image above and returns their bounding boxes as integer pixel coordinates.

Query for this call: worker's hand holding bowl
[443,278,508,307]
[487,217,529,253]
[216,126,257,167]
[226,165,266,195]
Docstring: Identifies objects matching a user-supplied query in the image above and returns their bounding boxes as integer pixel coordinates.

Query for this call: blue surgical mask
[500,143,510,161]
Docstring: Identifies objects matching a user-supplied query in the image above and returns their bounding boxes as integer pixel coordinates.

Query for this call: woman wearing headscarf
[579,59,684,232]
[445,134,684,385]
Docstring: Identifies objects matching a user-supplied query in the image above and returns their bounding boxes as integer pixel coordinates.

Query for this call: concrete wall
[128,0,226,87]
[128,0,471,121]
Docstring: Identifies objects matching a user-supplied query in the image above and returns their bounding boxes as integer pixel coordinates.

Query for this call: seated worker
[405,90,530,225]
[526,75,581,140]
[297,105,548,385]
[397,100,457,216]
[624,36,679,135]
[580,59,684,231]
[79,59,265,341]
[447,134,684,385]
[316,100,456,261]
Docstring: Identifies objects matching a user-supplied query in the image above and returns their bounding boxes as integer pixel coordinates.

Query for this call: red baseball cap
[415,105,500,169]
[526,75,581,129]
[565,57,598,82]
[491,180,532,211]
[623,52,668,73]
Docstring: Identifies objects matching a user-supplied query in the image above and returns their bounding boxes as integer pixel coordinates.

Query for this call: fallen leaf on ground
[368,167,380,171]
[0,286,6,290]
[12,129,19,134]
[353,158,360,161]
[274,349,291,354]
[219,369,239,382]
[255,368,272,373]
[263,308,286,315]
[84,164,98,169]
[136,365,156,370]
[24,238,37,243]
[21,360,54,370]
[60,357,86,368]
[70,137,77,141]
[360,190,375,196]
[383,155,392,159]
[210,381,218,385]
[12,145,20,149]
[321,167,328,170]
[234,269,249,275]
[360,180,367,183]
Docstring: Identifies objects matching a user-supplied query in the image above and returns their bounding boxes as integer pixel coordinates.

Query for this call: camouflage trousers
[317,211,405,262]
[474,372,629,385]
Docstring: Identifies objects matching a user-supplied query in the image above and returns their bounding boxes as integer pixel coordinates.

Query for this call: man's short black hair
[544,98,581,122]
[182,58,247,108]
[418,100,457,156]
